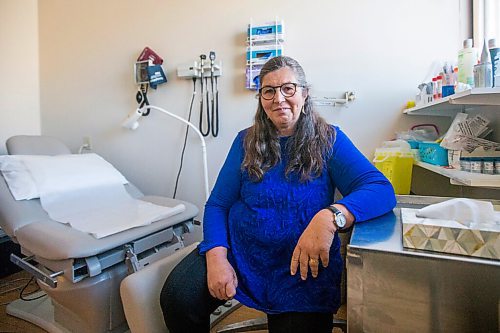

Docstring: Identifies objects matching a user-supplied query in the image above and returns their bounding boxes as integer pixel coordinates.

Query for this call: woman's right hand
[206,246,238,300]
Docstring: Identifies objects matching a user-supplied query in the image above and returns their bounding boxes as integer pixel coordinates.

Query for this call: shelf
[404,87,500,116]
[414,161,500,188]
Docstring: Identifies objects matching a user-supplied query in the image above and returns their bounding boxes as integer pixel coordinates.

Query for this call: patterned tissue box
[401,208,500,260]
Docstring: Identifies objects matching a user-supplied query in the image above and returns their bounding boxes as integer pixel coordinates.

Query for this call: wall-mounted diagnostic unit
[177,52,223,138]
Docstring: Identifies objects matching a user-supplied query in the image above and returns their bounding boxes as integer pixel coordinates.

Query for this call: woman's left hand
[290,209,336,280]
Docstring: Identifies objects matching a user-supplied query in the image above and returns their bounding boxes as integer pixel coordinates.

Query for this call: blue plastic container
[407,140,420,149]
[442,85,455,97]
[418,142,448,166]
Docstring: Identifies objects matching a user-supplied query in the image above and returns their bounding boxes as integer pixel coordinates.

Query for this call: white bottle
[457,39,478,87]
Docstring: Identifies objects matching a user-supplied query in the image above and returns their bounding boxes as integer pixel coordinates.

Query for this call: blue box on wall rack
[248,22,283,37]
[246,45,283,62]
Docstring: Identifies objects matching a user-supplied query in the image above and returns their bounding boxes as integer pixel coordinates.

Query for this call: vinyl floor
[1,271,345,333]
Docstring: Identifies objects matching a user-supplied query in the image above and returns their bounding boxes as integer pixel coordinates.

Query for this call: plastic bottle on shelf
[436,75,443,98]
[442,66,455,97]
[482,158,494,175]
[457,39,478,87]
[489,38,499,87]
[470,157,483,173]
[432,77,438,100]
[474,39,493,88]
[460,157,471,172]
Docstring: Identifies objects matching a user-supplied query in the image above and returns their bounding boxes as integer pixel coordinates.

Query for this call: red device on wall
[137,47,163,65]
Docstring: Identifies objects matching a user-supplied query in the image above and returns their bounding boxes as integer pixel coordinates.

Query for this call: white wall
[0,0,40,154]
[36,0,462,219]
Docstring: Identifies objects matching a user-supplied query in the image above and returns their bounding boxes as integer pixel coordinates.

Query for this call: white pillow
[0,154,128,200]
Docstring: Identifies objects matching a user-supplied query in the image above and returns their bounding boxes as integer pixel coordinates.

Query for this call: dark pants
[160,248,334,333]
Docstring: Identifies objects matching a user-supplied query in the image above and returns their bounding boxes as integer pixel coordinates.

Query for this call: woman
[161,56,396,333]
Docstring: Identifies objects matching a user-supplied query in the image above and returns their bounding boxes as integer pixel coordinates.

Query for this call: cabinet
[347,197,500,333]
[404,88,500,191]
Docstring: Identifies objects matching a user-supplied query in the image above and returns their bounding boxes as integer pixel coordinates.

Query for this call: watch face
[336,213,347,228]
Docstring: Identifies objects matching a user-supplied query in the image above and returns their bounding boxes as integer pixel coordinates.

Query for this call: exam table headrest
[7,135,71,156]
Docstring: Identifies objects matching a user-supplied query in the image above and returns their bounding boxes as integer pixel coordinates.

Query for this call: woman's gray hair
[243,56,335,182]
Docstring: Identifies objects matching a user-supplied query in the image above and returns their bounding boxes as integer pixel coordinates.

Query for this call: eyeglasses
[259,83,302,100]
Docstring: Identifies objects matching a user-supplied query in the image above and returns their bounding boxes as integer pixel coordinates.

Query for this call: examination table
[0,135,199,333]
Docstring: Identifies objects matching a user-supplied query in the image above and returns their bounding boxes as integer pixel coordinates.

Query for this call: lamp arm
[137,105,210,201]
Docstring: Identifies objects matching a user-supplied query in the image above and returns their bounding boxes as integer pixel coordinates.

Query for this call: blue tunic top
[199,126,396,314]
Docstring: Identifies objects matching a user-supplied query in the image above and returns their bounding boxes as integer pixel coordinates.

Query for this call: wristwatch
[326,205,347,231]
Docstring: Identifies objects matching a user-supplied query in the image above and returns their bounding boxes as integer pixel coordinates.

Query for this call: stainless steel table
[347,195,500,333]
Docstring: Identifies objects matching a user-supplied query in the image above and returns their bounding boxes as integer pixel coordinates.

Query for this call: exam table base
[8,244,241,333]
[7,294,69,333]
[6,294,127,333]
[7,263,130,333]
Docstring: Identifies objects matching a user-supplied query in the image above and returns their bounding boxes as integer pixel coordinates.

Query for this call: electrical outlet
[83,136,92,150]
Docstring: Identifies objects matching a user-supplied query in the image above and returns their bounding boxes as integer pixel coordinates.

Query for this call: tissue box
[401,208,500,260]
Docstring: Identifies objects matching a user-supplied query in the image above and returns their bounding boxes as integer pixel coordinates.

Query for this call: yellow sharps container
[373,140,414,195]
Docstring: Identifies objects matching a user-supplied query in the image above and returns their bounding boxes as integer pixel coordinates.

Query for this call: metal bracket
[311,91,356,107]
[124,245,140,274]
[10,254,63,288]
[177,61,223,79]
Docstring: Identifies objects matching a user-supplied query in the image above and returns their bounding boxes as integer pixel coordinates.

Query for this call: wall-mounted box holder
[246,18,285,90]
[177,60,222,79]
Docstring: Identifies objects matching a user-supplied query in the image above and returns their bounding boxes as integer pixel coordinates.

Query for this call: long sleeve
[198,132,244,254]
[329,128,396,222]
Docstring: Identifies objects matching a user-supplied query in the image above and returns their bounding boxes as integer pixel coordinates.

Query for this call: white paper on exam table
[20,154,185,238]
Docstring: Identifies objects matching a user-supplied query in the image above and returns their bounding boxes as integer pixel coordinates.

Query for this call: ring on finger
[309,258,319,265]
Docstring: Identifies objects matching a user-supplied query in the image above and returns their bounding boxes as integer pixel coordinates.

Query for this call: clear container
[436,75,443,98]
[495,159,500,175]
[432,77,437,100]
[482,158,494,175]
[460,157,471,172]
[470,158,483,173]
[457,39,479,86]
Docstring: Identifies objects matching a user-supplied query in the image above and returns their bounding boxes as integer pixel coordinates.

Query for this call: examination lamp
[121,105,210,200]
